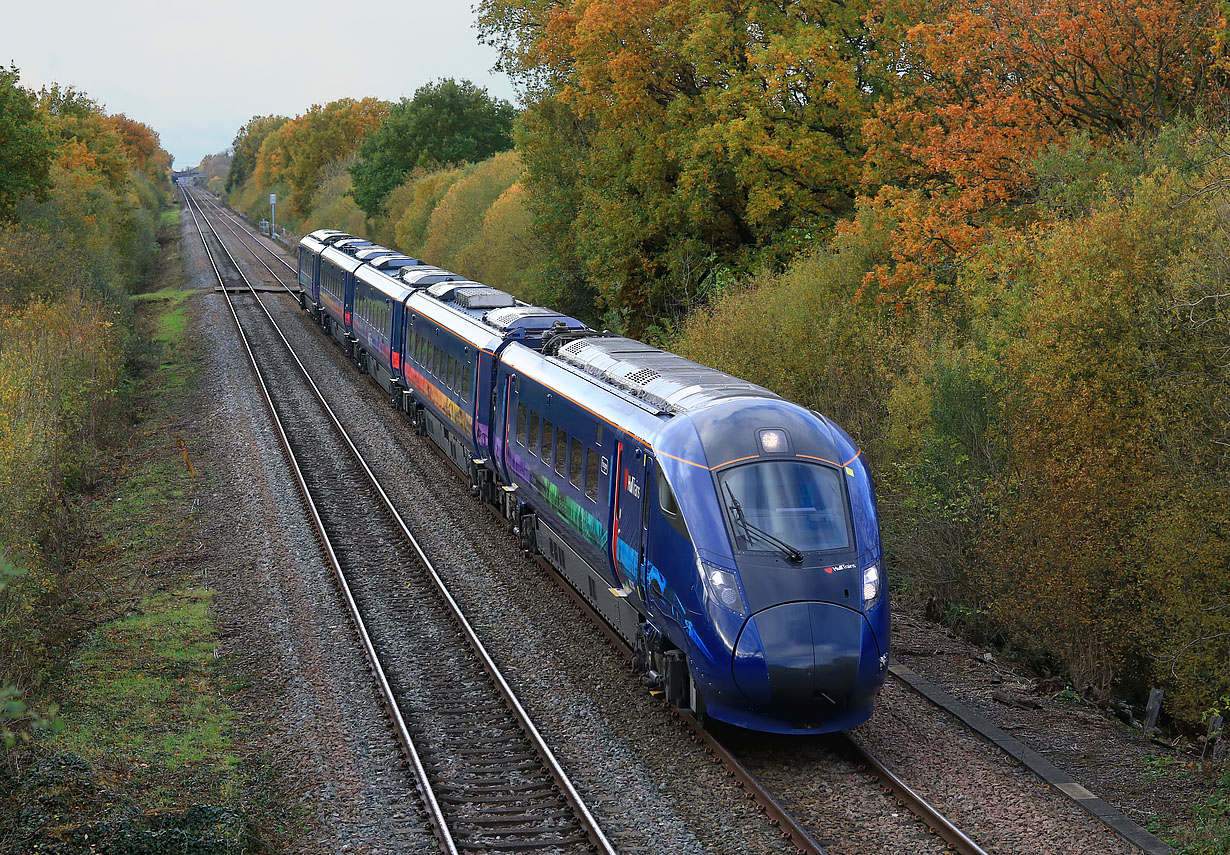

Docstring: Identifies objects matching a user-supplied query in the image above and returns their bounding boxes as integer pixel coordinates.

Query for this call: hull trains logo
[823,562,857,574]
[625,471,642,500]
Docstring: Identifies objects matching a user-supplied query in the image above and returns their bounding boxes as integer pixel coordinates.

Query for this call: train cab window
[528,412,540,456]
[585,448,600,501]
[541,421,554,466]
[569,438,583,487]
[516,404,527,445]
[555,431,568,477]
[461,365,471,402]
[658,463,680,516]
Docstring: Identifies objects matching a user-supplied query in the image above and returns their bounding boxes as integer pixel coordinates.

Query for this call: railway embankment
[1,214,262,850]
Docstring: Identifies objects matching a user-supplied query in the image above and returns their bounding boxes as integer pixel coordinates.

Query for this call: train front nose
[732,602,884,723]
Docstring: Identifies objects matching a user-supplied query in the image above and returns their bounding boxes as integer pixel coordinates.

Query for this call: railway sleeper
[457,835,589,852]
[466,825,582,839]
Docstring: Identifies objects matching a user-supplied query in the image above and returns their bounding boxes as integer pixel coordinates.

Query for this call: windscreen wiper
[724,483,804,563]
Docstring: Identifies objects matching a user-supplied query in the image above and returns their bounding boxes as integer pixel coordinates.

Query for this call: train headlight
[698,557,746,616]
[862,562,882,610]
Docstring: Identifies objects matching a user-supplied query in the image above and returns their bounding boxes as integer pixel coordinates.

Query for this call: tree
[478,0,877,334]
[250,99,388,217]
[225,114,288,192]
[0,65,55,223]
[349,79,516,215]
[860,0,1228,303]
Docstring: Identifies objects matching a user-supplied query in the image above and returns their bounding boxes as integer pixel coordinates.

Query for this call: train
[296,229,889,734]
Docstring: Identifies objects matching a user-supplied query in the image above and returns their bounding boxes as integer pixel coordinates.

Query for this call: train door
[343,270,355,333]
[611,443,649,604]
[642,458,691,630]
[496,372,515,483]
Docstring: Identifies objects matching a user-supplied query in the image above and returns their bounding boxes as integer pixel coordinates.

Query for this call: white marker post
[270,193,277,238]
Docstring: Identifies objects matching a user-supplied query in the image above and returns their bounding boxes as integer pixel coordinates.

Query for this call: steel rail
[180,185,618,855]
[195,198,298,294]
[837,734,990,855]
[180,186,461,855]
[194,191,297,275]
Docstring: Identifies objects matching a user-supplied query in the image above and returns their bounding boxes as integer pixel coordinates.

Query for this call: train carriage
[400,284,506,474]
[317,245,366,349]
[298,230,354,316]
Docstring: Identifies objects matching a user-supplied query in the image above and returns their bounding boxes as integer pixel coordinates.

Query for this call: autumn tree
[0,65,55,222]
[349,79,516,215]
[105,114,170,183]
[252,99,388,217]
[860,0,1228,302]
[478,0,878,334]
[225,114,288,192]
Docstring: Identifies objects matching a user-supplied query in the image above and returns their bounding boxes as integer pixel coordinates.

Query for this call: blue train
[297,229,889,734]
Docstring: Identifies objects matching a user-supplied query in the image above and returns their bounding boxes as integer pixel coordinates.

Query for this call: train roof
[366,254,423,271]
[401,267,458,285]
[355,263,413,300]
[352,246,397,260]
[320,245,367,271]
[501,342,668,439]
[304,229,351,243]
[333,238,375,255]
[550,336,777,415]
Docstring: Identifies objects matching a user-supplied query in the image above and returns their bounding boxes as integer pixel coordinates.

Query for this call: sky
[3,0,519,170]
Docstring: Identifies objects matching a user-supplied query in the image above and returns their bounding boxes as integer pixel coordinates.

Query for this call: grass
[160,207,180,228]
[1167,763,1230,854]
[58,588,237,787]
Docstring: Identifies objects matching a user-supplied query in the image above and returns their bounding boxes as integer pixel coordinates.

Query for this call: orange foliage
[104,113,169,179]
[861,0,1228,302]
[251,98,389,216]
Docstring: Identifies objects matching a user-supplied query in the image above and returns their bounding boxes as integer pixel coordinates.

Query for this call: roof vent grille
[626,368,661,385]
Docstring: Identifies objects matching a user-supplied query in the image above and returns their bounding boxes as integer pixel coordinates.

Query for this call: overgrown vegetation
[0,65,255,850]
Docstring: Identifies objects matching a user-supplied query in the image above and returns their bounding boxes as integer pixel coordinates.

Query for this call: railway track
[180,184,995,855]
[180,185,617,855]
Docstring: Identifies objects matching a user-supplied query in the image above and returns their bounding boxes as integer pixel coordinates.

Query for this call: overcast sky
[4,0,518,169]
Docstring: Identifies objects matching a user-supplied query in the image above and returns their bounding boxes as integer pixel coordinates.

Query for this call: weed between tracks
[0,220,259,853]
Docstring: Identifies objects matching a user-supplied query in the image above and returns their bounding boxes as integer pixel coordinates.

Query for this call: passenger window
[555,431,568,476]
[585,448,600,501]
[541,422,554,466]
[528,412,539,456]
[569,438,582,487]
[596,423,603,446]
[462,365,471,402]
[516,404,527,446]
